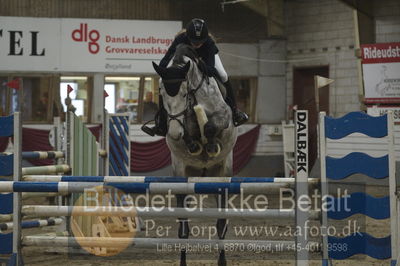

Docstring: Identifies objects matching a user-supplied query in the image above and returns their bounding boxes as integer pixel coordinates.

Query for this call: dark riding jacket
[159,32,219,77]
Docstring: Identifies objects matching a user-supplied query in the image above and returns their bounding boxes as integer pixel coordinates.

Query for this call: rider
[142,18,249,136]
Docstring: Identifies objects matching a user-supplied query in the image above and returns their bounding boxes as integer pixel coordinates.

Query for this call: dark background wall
[0,0,271,43]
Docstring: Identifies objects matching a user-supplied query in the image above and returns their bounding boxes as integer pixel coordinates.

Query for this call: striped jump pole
[23,175,319,185]
[0,218,63,232]
[0,181,301,194]
[0,214,13,223]
[105,112,131,177]
[22,192,65,199]
[21,164,70,176]
[20,205,320,220]
[23,236,320,252]
[22,151,64,160]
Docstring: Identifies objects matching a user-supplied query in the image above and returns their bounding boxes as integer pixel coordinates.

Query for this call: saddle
[214,76,227,99]
[196,60,227,99]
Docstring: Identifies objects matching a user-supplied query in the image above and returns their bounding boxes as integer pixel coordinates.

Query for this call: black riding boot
[223,79,249,127]
[141,96,168,136]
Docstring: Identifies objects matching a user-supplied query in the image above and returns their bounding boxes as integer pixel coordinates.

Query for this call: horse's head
[152,60,191,141]
[153,44,235,159]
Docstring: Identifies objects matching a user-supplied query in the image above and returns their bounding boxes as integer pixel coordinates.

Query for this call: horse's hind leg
[177,194,189,266]
[216,193,228,266]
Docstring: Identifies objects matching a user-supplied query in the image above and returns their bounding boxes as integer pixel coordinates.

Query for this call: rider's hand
[198,60,209,76]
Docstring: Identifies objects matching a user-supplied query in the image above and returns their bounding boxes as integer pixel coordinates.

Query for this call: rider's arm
[159,34,185,68]
[205,56,216,76]
[203,39,219,77]
[159,45,175,68]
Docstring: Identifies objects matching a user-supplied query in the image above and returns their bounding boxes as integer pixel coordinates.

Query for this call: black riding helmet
[186,18,208,45]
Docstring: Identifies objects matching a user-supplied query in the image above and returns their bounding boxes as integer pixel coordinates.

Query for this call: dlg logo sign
[71,23,100,54]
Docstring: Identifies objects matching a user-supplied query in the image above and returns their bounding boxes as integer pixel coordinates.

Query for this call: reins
[164,66,206,134]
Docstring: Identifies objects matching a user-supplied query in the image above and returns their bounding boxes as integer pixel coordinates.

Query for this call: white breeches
[214,54,228,83]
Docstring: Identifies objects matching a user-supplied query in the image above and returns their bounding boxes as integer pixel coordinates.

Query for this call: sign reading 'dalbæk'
[0,16,181,73]
[362,43,400,104]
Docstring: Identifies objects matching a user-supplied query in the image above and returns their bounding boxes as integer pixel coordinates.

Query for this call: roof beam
[338,0,374,18]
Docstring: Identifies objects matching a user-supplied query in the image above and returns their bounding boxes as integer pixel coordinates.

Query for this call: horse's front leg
[204,121,221,157]
[183,133,202,155]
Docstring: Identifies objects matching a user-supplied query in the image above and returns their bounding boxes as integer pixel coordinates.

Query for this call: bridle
[162,63,206,136]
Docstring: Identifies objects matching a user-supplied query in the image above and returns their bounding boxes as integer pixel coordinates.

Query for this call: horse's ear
[152,61,165,77]
[182,61,190,74]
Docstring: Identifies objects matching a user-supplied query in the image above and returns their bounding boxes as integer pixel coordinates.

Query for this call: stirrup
[141,120,156,136]
[233,111,249,127]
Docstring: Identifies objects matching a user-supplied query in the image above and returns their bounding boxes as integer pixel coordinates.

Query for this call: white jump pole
[21,205,320,220]
[23,236,322,252]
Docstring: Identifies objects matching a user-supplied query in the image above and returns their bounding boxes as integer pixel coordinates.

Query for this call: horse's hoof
[187,140,202,155]
[206,143,221,157]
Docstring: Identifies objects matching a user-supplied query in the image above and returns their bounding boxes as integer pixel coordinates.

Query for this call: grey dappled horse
[153,44,237,266]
